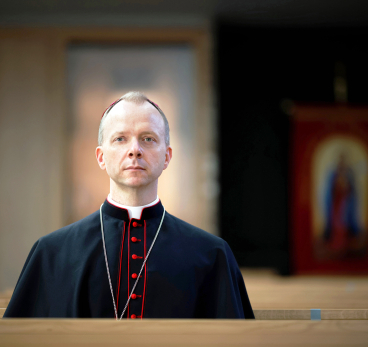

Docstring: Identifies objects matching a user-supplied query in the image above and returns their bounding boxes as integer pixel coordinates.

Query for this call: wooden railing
[1,308,368,320]
[1,319,368,346]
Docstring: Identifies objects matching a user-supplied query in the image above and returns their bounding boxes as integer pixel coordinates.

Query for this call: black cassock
[4,200,254,319]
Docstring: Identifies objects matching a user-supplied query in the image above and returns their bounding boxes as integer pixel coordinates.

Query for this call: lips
[125,166,145,170]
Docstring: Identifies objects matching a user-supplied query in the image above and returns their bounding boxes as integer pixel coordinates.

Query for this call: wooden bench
[2,273,368,346]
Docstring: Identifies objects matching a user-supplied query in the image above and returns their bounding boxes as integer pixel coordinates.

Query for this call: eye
[115,137,125,142]
[144,137,154,142]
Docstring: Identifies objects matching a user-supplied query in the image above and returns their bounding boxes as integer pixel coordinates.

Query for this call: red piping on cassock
[116,223,126,319]
[127,220,131,319]
[141,220,147,319]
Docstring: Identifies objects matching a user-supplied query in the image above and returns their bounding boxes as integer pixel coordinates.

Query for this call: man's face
[96,100,172,190]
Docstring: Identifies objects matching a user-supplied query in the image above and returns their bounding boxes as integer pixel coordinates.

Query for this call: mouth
[125,166,145,171]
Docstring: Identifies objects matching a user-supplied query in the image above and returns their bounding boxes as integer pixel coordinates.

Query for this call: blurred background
[0,0,368,296]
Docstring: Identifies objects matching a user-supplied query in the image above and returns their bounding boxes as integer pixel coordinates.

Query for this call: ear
[96,146,106,170]
[163,146,172,170]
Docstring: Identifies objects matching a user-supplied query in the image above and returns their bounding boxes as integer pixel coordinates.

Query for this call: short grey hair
[98,91,170,146]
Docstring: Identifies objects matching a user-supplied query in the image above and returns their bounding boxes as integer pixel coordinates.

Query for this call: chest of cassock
[4,200,254,319]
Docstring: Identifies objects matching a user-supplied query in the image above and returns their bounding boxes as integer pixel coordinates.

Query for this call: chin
[120,178,149,188]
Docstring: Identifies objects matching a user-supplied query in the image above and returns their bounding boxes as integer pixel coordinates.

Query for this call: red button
[131,314,136,319]
[131,273,138,279]
[132,254,143,259]
[132,221,138,227]
[131,294,137,299]
[131,237,138,242]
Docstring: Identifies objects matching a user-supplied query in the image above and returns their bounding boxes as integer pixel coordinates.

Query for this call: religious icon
[291,104,368,274]
[312,136,367,260]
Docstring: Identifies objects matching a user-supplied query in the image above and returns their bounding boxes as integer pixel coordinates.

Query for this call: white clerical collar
[107,194,160,220]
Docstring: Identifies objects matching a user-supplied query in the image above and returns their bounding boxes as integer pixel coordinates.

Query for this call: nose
[128,138,142,159]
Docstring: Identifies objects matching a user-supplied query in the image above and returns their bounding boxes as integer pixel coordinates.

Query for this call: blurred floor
[242,269,368,309]
[0,289,11,308]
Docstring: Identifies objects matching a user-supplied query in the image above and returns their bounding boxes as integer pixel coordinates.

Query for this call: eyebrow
[110,130,127,138]
[140,131,159,137]
[109,130,160,139]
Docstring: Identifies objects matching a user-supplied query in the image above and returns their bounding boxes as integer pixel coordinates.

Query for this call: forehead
[104,100,165,133]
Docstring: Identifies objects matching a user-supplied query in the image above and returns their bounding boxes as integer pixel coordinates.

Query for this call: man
[4,92,254,319]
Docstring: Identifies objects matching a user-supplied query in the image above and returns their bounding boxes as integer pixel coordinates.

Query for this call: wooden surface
[1,319,368,346]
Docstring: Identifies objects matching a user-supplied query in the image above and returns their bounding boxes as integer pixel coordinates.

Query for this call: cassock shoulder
[164,212,225,248]
[163,212,237,264]
[161,212,254,319]
[3,210,102,318]
[37,210,101,250]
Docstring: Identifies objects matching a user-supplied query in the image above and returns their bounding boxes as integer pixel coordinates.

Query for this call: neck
[110,180,158,206]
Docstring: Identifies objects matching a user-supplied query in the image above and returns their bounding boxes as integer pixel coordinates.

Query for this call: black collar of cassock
[102,199,164,222]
